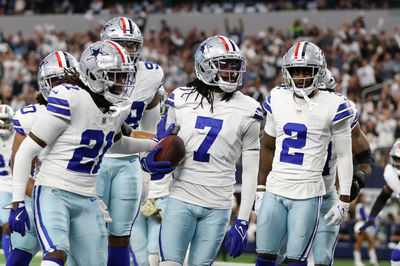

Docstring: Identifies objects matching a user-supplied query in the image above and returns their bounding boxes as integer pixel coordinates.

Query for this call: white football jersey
[0,132,14,192]
[263,87,354,199]
[34,84,131,197]
[106,60,163,158]
[384,164,400,198]
[126,61,163,129]
[13,104,47,170]
[322,100,359,193]
[166,87,263,208]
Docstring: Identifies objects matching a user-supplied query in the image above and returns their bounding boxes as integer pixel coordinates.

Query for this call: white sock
[354,250,364,266]
[159,261,182,266]
[149,253,159,266]
[369,249,379,265]
[40,260,63,266]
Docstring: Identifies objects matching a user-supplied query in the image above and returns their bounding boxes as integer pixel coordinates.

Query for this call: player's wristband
[256,185,266,192]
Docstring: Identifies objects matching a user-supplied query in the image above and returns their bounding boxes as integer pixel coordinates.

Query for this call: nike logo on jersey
[15,211,24,221]
[129,159,136,163]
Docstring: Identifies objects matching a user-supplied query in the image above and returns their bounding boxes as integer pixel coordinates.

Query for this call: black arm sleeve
[370,189,392,218]
[354,148,374,168]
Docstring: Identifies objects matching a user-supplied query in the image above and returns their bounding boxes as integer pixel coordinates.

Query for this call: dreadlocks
[185,78,235,112]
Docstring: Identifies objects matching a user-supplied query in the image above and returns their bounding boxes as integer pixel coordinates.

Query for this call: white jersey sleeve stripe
[333,108,353,122]
[166,92,175,107]
[351,110,359,129]
[337,101,351,112]
[47,97,70,107]
[47,104,71,118]
[263,99,272,114]
[12,119,25,135]
[254,107,264,121]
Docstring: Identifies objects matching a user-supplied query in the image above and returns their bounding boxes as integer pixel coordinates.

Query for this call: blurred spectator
[376,105,397,166]
[357,59,376,88]
[224,17,244,46]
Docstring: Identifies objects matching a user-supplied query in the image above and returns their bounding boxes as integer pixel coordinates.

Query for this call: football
[155,135,185,167]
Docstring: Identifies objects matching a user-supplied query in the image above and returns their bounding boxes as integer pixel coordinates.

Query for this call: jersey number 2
[193,116,223,163]
[67,130,114,174]
[280,123,307,165]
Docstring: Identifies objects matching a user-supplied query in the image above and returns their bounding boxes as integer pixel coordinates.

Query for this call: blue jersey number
[280,123,307,165]
[322,141,332,176]
[125,101,145,129]
[193,116,223,163]
[0,154,10,176]
[144,62,159,70]
[20,105,37,114]
[67,130,114,174]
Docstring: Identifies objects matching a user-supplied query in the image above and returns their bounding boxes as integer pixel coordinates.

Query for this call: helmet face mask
[282,41,326,97]
[100,17,143,65]
[0,105,14,138]
[79,40,135,104]
[195,36,246,93]
[38,51,79,99]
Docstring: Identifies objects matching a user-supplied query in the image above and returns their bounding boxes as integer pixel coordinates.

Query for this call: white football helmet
[0,105,14,138]
[79,40,135,104]
[390,140,400,175]
[194,35,246,93]
[100,17,143,65]
[38,51,78,99]
[282,41,327,97]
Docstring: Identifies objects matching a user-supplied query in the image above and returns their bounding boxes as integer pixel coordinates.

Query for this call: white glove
[254,191,264,216]
[324,200,349,226]
[98,199,112,223]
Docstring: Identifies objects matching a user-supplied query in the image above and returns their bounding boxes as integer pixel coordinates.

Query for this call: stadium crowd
[0,0,399,15]
[1,14,400,167]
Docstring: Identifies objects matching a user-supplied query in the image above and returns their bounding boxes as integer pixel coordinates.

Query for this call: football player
[0,104,15,261]
[98,16,167,266]
[255,41,354,266]
[7,51,78,266]
[9,41,172,266]
[359,140,400,265]
[272,68,374,266]
[143,35,263,266]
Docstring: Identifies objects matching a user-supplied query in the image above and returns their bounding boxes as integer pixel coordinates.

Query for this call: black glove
[350,171,367,202]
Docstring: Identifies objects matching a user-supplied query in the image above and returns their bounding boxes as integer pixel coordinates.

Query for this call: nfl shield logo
[102,117,107,124]
[296,109,302,115]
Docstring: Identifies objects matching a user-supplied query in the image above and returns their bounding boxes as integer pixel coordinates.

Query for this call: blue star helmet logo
[87,46,108,62]
[39,59,48,69]
[199,42,206,53]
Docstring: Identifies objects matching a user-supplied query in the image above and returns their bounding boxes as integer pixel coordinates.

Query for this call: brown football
[154,135,185,167]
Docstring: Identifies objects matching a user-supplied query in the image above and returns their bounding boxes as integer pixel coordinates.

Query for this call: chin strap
[300,89,318,110]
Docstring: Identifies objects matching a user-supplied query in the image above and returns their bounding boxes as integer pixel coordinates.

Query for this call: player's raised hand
[140,146,174,180]
[155,114,175,141]
[324,200,349,226]
[224,219,249,258]
[5,201,30,236]
[359,217,376,233]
